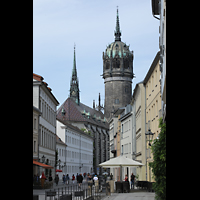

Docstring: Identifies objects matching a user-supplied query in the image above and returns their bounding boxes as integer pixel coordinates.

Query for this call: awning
[33,160,53,169]
[56,169,62,172]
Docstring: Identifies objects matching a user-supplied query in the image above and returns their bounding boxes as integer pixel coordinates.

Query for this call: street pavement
[33,180,155,200]
[102,191,155,200]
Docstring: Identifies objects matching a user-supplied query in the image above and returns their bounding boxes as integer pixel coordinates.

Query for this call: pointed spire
[72,43,77,77]
[114,7,121,41]
[98,93,101,108]
[70,44,80,105]
[93,100,95,109]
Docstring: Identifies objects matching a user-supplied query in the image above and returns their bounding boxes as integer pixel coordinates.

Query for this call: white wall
[56,120,93,178]
[56,142,67,180]
[33,85,39,108]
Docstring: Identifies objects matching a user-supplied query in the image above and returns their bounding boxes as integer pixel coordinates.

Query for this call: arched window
[124,58,129,69]
[113,59,120,68]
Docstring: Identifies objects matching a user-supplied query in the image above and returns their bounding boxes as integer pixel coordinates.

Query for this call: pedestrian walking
[55,174,59,186]
[63,174,66,184]
[77,173,83,188]
[76,173,79,184]
[66,174,70,184]
[131,173,135,189]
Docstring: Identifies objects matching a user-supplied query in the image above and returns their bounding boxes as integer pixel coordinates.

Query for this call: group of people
[57,173,88,186]
[124,173,135,189]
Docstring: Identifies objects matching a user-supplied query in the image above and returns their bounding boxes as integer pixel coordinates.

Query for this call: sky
[33,0,160,109]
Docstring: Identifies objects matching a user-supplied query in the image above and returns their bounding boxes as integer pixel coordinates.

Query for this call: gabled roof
[56,135,67,146]
[57,97,109,129]
[143,51,160,85]
[33,73,59,106]
[33,73,44,82]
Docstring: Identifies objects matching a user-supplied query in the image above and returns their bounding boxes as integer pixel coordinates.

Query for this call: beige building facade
[143,51,161,182]
[131,81,146,181]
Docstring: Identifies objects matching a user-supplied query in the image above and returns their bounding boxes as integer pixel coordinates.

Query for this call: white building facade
[56,135,67,180]
[57,119,93,178]
[33,73,59,178]
[119,104,136,182]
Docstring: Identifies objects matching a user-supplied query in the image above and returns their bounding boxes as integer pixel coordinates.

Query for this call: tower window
[115,99,119,104]
[106,61,110,69]
[125,86,129,93]
[124,58,129,69]
[113,59,120,68]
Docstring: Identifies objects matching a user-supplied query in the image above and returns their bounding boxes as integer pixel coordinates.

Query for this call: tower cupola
[102,8,135,119]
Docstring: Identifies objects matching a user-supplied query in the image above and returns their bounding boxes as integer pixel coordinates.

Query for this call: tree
[149,118,166,200]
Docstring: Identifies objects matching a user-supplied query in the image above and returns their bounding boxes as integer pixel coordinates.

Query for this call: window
[125,86,129,93]
[34,141,36,152]
[34,118,36,129]
[121,145,123,155]
[106,61,110,69]
[115,99,119,104]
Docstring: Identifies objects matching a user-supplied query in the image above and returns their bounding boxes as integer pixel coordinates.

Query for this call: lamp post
[58,159,61,169]
[145,126,154,182]
[42,155,46,163]
[145,128,154,146]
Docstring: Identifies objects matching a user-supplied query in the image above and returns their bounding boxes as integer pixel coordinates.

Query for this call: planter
[41,178,45,188]
[115,181,123,193]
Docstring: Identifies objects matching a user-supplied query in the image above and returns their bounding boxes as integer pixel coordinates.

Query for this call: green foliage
[149,118,166,200]
[80,128,91,135]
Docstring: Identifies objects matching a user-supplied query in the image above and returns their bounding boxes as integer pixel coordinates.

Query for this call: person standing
[131,173,135,189]
[110,173,113,180]
[72,174,75,184]
[93,174,98,187]
[78,173,83,187]
[125,174,128,182]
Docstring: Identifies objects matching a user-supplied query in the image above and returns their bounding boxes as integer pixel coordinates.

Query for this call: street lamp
[145,128,154,146]
[58,159,61,169]
[42,155,46,163]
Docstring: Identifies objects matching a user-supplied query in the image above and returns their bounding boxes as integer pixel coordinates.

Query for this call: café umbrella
[99,155,144,181]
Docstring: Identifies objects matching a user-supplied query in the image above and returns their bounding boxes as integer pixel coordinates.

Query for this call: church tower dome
[102,8,135,119]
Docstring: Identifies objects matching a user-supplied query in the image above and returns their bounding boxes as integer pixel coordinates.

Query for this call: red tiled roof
[33,73,44,81]
[56,98,108,129]
[33,73,52,92]
[33,73,59,105]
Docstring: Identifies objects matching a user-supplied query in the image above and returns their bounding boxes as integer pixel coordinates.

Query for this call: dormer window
[61,108,65,116]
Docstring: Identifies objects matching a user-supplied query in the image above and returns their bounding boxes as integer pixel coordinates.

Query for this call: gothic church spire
[70,44,80,105]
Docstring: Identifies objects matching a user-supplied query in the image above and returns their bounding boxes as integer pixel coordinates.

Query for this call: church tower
[70,45,80,105]
[102,8,135,119]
